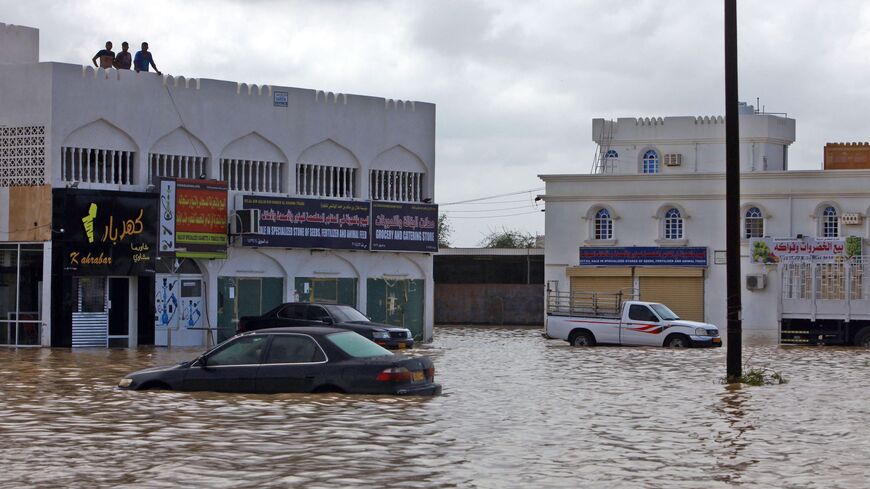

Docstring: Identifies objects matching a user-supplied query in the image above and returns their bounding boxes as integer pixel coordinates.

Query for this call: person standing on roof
[92,41,115,69]
[134,42,162,75]
[113,42,132,70]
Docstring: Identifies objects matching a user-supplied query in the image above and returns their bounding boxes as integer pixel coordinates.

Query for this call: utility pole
[725,0,743,381]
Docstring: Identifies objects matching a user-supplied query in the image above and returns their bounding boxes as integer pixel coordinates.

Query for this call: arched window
[664,208,683,240]
[642,150,659,174]
[744,207,764,238]
[822,206,839,238]
[605,149,618,159]
[594,208,613,240]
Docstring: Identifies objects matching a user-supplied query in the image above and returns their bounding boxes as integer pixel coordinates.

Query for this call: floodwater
[2,328,870,489]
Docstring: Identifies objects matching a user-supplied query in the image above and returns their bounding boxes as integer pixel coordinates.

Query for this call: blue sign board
[580,247,708,267]
[242,195,369,250]
[370,202,439,252]
[273,90,288,107]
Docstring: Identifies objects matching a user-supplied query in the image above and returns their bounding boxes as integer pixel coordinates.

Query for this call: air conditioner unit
[663,153,682,166]
[231,209,261,235]
[746,274,766,291]
[840,212,863,225]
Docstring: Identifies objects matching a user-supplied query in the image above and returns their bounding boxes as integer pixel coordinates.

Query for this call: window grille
[594,208,613,240]
[822,206,839,238]
[642,150,660,174]
[220,158,284,193]
[781,262,812,300]
[148,153,209,184]
[744,207,764,238]
[0,125,46,187]
[664,208,683,240]
[296,164,356,198]
[61,147,135,185]
[369,169,425,202]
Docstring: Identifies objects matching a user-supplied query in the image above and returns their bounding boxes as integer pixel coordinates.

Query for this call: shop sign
[53,189,157,275]
[750,237,860,263]
[370,202,439,252]
[580,247,708,267]
[161,179,228,259]
[241,195,370,250]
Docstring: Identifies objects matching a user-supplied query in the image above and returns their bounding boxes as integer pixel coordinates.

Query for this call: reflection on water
[2,327,870,488]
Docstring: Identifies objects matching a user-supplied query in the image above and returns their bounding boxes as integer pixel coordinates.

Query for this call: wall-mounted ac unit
[231,209,261,235]
[840,212,863,225]
[746,274,766,291]
[664,153,682,166]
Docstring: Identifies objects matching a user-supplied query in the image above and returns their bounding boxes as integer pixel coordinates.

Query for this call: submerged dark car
[118,327,440,395]
[239,303,415,349]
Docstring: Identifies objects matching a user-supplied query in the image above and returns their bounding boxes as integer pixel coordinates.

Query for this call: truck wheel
[570,331,596,347]
[854,328,870,348]
[665,334,690,348]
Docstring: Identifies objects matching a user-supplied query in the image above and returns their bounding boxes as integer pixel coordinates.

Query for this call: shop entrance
[294,277,357,306]
[71,276,132,347]
[217,277,283,343]
[366,278,424,340]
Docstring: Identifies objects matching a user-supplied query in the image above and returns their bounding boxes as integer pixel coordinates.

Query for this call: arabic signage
[370,202,439,252]
[750,237,861,263]
[241,195,370,250]
[52,189,157,275]
[580,247,708,267]
[159,179,228,259]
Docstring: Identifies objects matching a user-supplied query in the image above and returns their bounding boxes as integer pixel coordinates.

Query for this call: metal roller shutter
[569,275,633,296]
[639,276,704,321]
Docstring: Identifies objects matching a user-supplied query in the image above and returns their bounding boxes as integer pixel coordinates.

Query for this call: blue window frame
[744,207,764,238]
[594,208,613,240]
[642,150,659,174]
[605,149,618,159]
[822,206,839,238]
[664,208,683,240]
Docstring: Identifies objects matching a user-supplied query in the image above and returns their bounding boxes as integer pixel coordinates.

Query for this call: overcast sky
[3,0,870,246]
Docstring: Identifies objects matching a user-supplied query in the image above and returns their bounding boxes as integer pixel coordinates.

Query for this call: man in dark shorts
[134,42,162,75]
[113,42,132,70]
[91,41,115,69]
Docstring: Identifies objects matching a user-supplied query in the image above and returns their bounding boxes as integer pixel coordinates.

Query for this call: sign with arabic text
[370,202,439,252]
[749,237,856,263]
[579,247,708,267]
[173,179,228,259]
[52,189,157,275]
[241,195,370,250]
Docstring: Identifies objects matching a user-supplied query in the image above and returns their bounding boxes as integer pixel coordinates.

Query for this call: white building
[542,105,870,344]
[0,23,437,348]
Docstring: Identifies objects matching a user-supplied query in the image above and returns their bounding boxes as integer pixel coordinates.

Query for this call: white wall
[541,170,870,342]
[592,112,796,174]
[0,23,38,65]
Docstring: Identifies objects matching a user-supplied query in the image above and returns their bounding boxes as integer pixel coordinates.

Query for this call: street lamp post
[725,0,743,381]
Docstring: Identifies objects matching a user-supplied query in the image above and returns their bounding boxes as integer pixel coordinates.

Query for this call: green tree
[479,227,537,248]
[437,213,452,248]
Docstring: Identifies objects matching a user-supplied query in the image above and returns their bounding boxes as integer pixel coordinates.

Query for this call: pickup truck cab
[546,299,721,348]
[239,303,415,349]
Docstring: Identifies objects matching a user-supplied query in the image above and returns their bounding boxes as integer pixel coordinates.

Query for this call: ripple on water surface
[1,327,870,488]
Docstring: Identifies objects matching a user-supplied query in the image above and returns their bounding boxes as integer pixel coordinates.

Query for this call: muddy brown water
[2,327,870,488]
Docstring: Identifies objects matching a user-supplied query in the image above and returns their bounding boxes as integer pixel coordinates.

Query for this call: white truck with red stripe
[545,291,721,348]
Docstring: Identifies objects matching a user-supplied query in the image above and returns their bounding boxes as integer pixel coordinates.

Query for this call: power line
[446,210,544,219]
[443,204,540,213]
[444,198,535,205]
[440,187,544,206]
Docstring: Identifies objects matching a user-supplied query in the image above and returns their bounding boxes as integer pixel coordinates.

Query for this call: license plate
[412,371,425,382]
[397,342,406,349]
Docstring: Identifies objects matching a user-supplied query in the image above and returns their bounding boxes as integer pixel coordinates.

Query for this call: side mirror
[321,317,334,325]
[198,355,209,368]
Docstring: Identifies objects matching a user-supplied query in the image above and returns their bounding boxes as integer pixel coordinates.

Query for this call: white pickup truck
[545,291,721,348]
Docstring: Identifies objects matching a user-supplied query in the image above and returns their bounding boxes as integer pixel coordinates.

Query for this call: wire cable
[445,210,544,219]
[443,204,540,213]
[440,187,544,206]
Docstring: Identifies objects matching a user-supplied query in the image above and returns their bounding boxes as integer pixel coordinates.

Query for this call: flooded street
[2,327,870,488]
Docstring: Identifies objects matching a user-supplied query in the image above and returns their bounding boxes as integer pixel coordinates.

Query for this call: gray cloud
[2,0,869,245]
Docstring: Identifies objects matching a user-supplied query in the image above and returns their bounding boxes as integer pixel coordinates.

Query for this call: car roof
[247,326,348,335]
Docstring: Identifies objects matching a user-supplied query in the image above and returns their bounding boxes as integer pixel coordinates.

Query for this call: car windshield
[650,303,680,320]
[324,305,370,323]
[327,331,393,358]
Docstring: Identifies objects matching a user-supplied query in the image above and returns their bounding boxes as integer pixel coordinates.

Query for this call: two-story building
[542,103,870,344]
[0,23,437,348]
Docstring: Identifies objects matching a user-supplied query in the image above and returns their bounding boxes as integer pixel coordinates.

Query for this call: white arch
[296,138,360,168]
[150,126,210,158]
[370,145,427,172]
[63,118,137,152]
[220,131,288,163]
